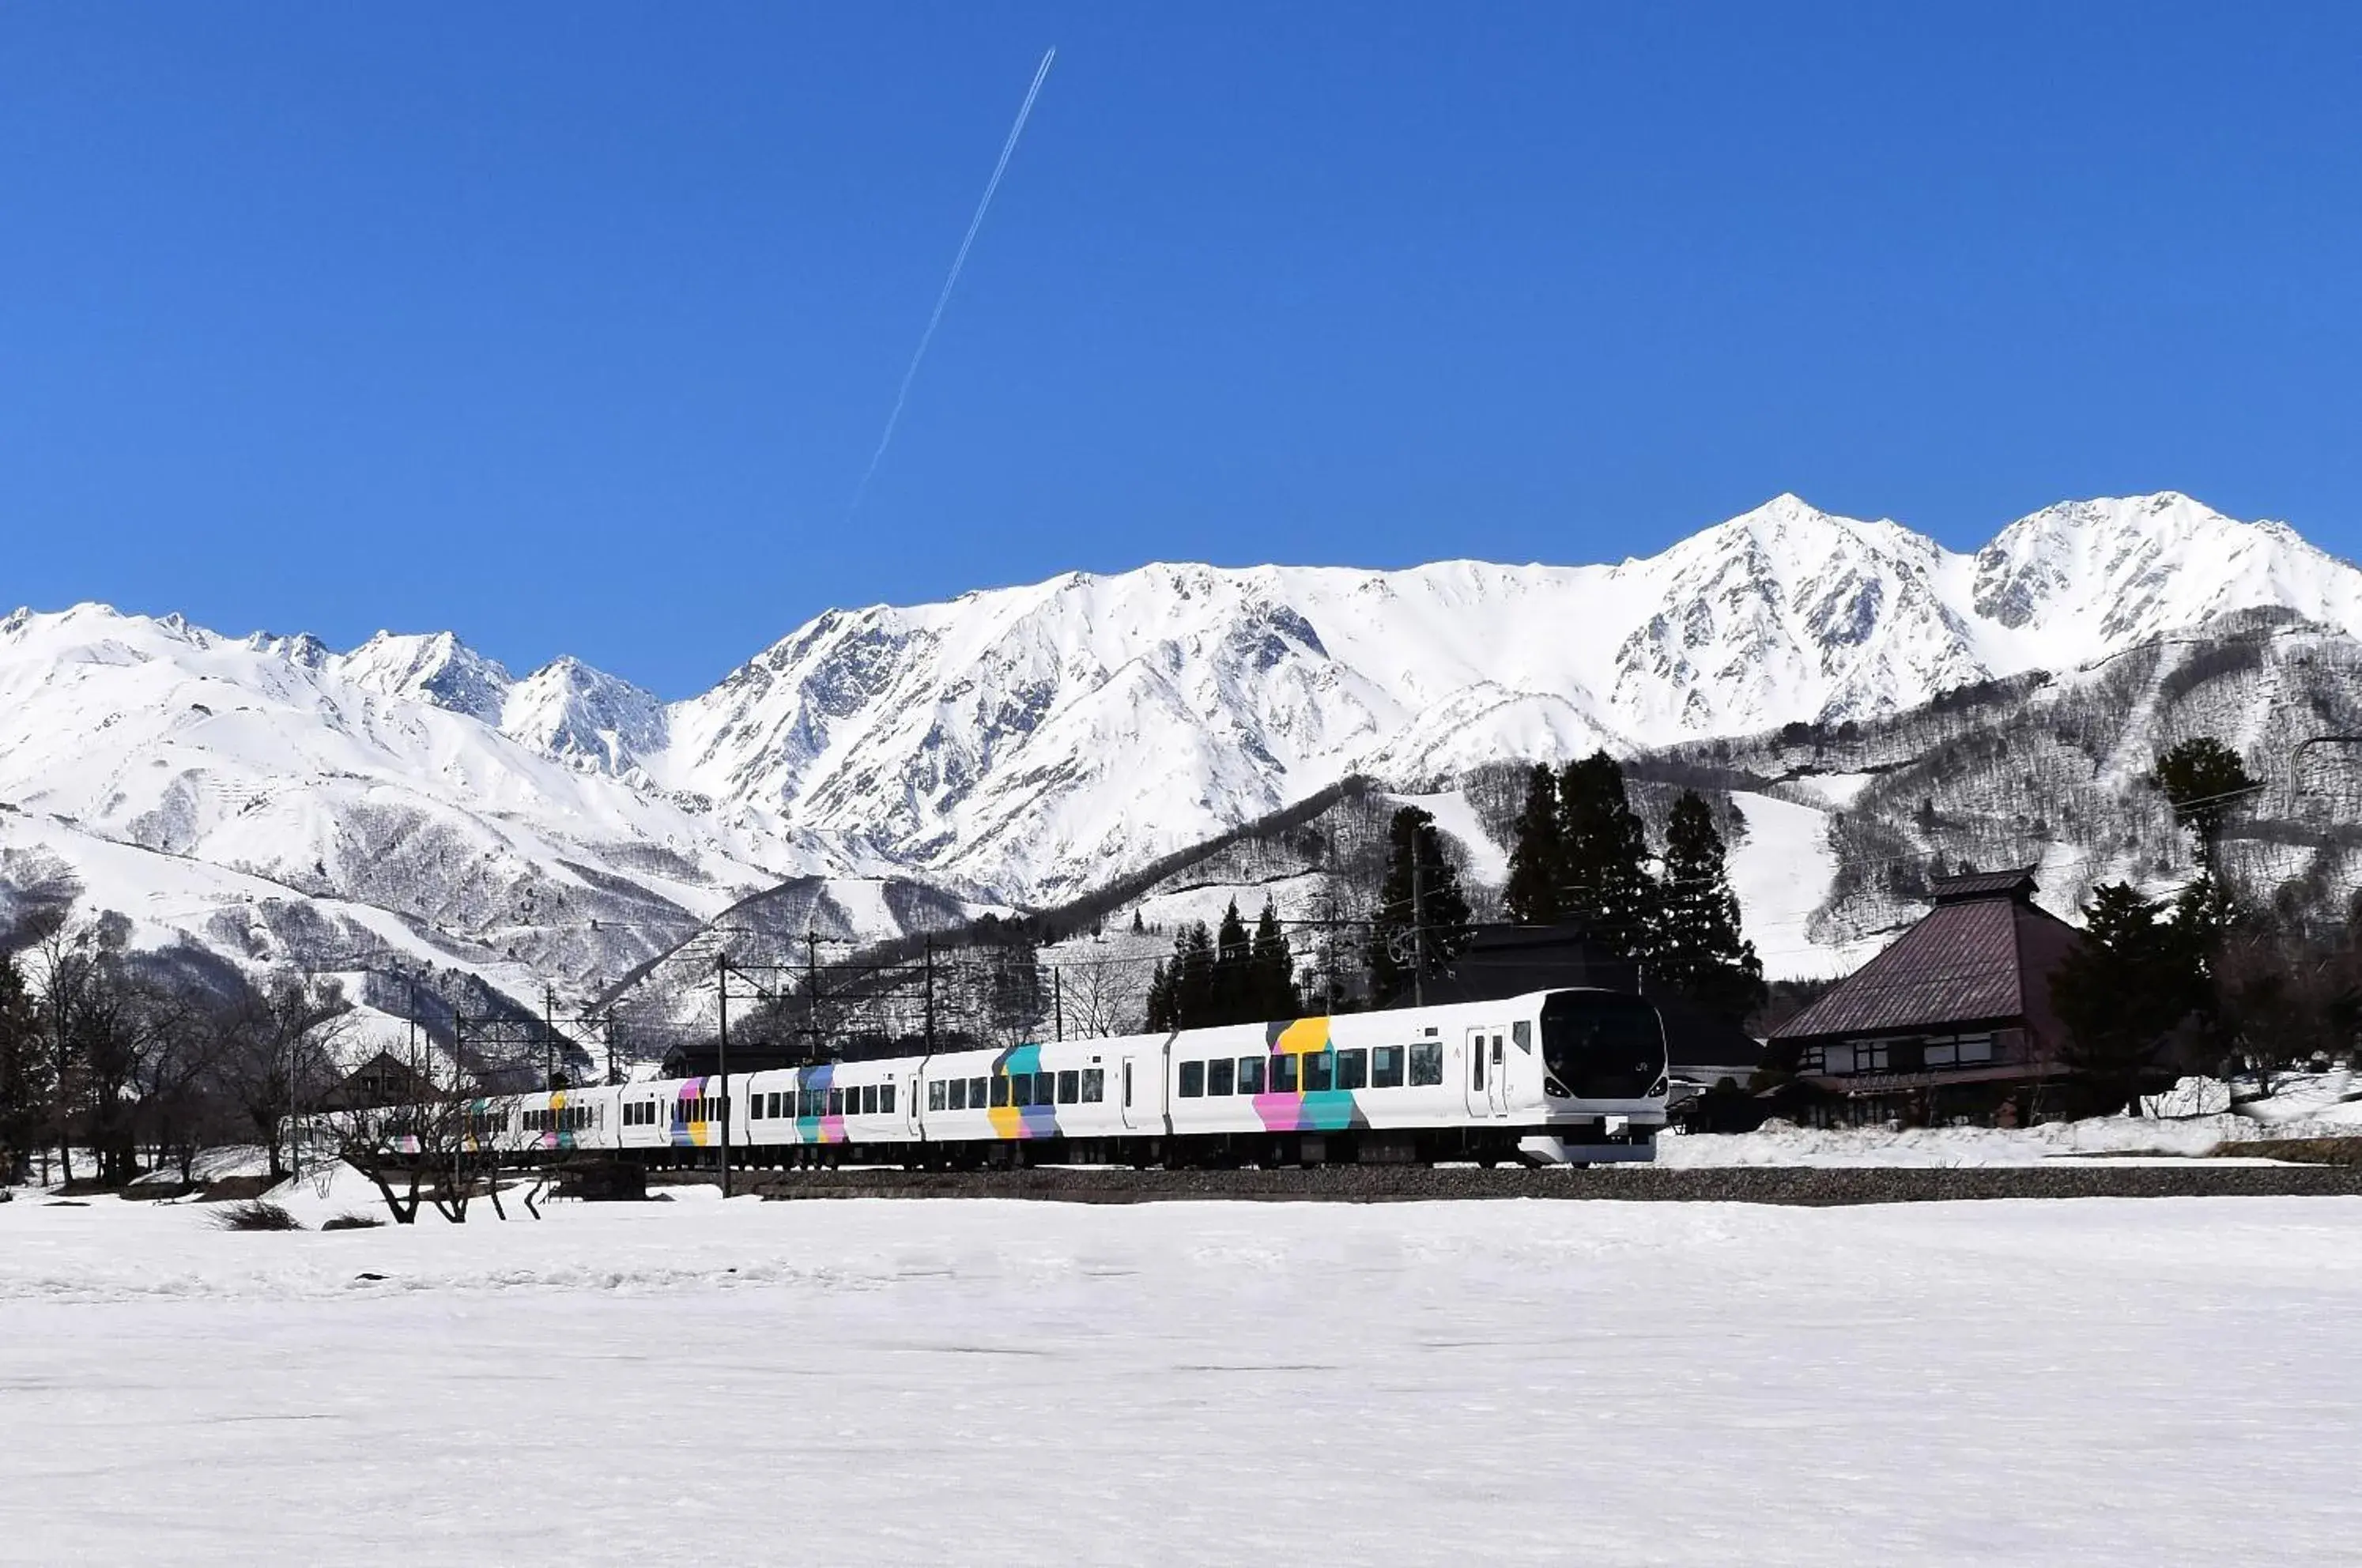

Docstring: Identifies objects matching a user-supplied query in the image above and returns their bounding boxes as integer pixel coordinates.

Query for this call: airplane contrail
[847,46,1057,522]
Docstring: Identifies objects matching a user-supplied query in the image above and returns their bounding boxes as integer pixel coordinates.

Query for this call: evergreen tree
[1248,899,1297,1020]
[2051,882,2209,1115]
[1368,806,1473,1001]
[1211,899,1252,1023]
[1556,751,1658,959]
[2154,737,2258,876]
[1172,922,1217,1027]
[1502,763,1565,925]
[1144,960,1175,1032]
[0,952,50,1185]
[1652,792,1765,1021]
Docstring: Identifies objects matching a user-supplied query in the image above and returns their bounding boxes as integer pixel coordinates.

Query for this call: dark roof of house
[1771,870,2082,1043]
[1931,867,2040,903]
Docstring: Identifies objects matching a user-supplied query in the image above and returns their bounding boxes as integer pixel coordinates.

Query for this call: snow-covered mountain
[646,491,2362,896]
[3,492,2356,1007]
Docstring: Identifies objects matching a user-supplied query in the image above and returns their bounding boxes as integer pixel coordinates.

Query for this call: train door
[1120,1055,1142,1130]
[1464,1027,1508,1118]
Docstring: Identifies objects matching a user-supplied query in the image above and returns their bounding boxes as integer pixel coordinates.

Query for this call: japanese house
[1768,868,2084,1125]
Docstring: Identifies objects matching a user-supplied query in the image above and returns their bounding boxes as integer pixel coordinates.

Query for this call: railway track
[681,1162,2362,1205]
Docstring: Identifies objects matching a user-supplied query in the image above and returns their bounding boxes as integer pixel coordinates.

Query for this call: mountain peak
[333,630,513,722]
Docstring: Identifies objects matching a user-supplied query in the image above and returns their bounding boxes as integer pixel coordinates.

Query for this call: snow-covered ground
[3,1182,2360,1564]
[1659,1075,2362,1168]
[1658,1115,2237,1167]
[1725,790,1888,978]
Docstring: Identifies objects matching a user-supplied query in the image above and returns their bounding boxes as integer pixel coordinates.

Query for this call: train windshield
[1539,992,1666,1100]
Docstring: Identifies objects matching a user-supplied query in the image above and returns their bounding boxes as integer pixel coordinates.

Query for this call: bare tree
[319,1036,512,1224]
[1058,949,1153,1038]
[212,971,350,1183]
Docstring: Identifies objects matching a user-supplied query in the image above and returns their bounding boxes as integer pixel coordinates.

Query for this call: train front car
[1520,987,1670,1164]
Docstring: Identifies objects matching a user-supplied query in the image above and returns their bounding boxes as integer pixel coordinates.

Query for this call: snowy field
[4,1185,2360,1565]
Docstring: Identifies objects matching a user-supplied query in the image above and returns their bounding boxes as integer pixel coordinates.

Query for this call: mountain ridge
[4,490,2356,1020]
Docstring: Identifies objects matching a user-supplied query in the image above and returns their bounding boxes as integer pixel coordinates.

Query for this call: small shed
[1770,868,2084,1125]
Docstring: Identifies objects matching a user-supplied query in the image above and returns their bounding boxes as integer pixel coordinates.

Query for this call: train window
[1304,1051,1334,1092]
[881,1083,896,1114]
[862,1084,879,1116]
[1031,1071,1053,1106]
[1057,1069,1079,1104]
[947,1078,967,1111]
[827,1087,843,1116]
[991,1075,1012,1109]
[1236,1056,1264,1095]
[969,1076,988,1107]
[1122,1061,1134,1106]
[1338,1049,1368,1091]
[1410,1042,1442,1086]
[1177,1061,1204,1098]
[1513,1021,1532,1053]
[1206,1057,1234,1096]
[1010,1073,1033,1108]
[1081,1068,1104,1102]
[1472,1048,1485,1092]
[1270,1054,1298,1093]
[929,1081,946,1112]
[1372,1046,1405,1087]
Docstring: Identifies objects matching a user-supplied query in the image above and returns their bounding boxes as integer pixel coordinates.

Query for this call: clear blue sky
[4,2,2357,695]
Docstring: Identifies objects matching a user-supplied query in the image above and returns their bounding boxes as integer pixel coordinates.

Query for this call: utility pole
[804,928,821,1065]
[1053,966,1064,1042]
[542,983,557,1089]
[923,938,936,1052]
[715,951,732,1200]
[1410,855,1426,1009]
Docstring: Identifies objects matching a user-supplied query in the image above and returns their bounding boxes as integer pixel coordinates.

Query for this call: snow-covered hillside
[2,491,2356,1007]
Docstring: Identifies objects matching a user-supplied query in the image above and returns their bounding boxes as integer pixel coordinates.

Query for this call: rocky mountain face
[2,491,2356,1014]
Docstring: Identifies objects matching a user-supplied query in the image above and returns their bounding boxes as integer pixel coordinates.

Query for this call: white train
[454,988,1669,1170]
